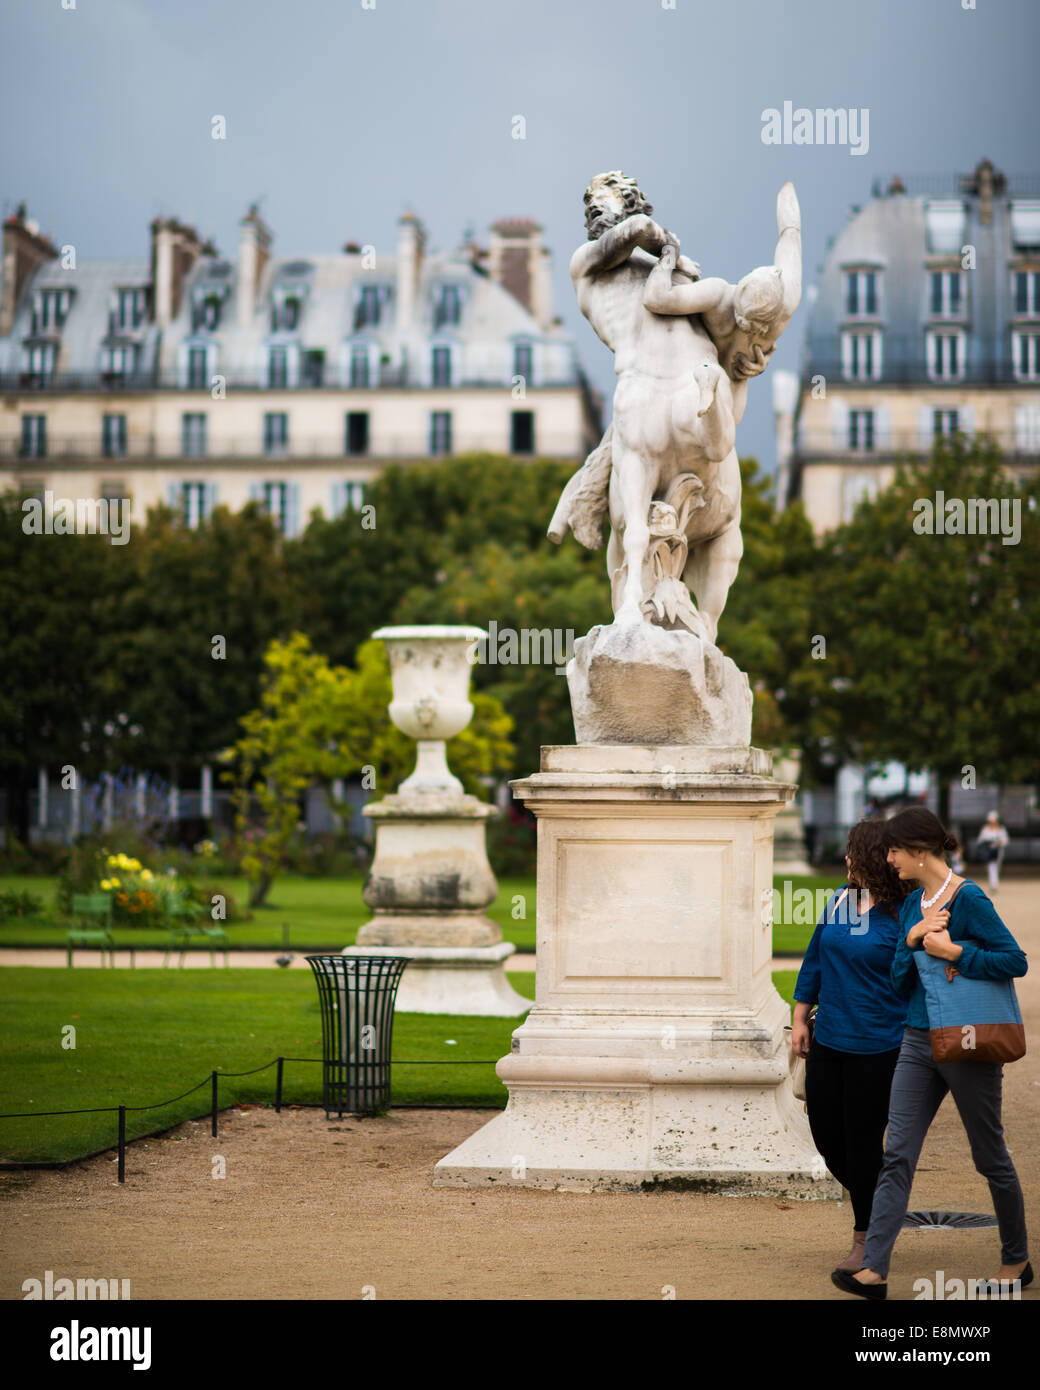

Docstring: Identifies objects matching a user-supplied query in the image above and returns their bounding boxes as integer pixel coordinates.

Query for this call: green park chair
[67,893,121,967]
[161,898,230,968]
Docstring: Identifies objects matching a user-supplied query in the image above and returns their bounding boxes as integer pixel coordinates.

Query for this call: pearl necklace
[921,868,953,911]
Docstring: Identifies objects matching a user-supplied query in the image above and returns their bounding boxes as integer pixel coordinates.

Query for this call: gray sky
[3,0,1038,472]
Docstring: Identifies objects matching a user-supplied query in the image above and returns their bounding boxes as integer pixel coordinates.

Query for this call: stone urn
[374,625,486,794]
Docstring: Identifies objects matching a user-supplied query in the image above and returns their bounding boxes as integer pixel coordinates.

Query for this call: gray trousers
[862,1027,1029,1278]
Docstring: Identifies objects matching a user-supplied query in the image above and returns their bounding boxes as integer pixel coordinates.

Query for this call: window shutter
[918,406,934,448]
[205,482,219,518]
[331,481,345,518]
[960,406,974,437]
[875,406,891,451]
[249,482,262,503]
[288,483,301,538]
[830,399,849,448]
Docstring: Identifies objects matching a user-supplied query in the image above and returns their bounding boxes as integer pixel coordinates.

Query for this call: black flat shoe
[979,1261,1033,1295]
[831,1268,887,1300]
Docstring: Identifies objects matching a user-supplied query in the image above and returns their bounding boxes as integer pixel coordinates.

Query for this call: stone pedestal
[435,744,836,1194]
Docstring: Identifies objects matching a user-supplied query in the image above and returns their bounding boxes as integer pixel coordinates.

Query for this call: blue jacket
[794,885,908,1053]
[891,881,1028,1030]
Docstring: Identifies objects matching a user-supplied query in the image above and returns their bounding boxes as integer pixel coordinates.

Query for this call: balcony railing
[0,366,581,393]
[0,432,589,463]
[794,427,1040,461]
[802,354,1038,388]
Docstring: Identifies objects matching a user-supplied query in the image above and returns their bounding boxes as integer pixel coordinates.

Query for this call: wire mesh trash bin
[306,955,410,1116]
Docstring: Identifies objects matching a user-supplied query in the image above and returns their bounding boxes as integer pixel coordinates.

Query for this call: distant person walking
[977,811,1009,894]
[792,820,911,1273]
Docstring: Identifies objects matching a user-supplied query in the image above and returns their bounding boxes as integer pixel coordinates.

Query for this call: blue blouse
[794,885,908,1053]
[891,881,1028,1030]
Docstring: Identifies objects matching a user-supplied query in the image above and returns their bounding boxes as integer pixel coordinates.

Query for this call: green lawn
[0,965,803,1165]
[0,871,841,957]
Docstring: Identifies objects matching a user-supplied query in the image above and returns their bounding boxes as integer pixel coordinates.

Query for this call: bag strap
[935,879,968,914]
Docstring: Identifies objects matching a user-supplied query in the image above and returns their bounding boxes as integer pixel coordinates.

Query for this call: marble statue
[549,172,801,645]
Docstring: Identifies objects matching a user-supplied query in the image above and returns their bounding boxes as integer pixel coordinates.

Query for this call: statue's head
[583,171,653,240]
[734,266,784,337]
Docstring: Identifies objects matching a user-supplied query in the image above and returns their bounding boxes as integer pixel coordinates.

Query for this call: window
[927,329,965,381]
[924,200,966,255]
[842,473,879,523]
[16,475,46,503]
[847,409,874,452]
[844,270,878,317]
[35,288,72,331]
[510,410,535,454]
[1013,271,1040,317]
[181,413,207,458]
[101,414,127,458]
[355,285,384,330]
[20,415,47,458]
[431,345,452,388]
[841,330,881,381]
[115,287,148,331]
[1015,405,1040,453]
[934,409,959,439]
[513,342,533,383]
[1012,331,1040,381]
[263,412,289,456]
[349,346,370,388]
[194,294,222,332]
[180,482,208,529]
[930,271,963,317]
[187,346,209,390]
[302,350,324,387]
[345,412,369,455]
[1010,201,1040,254]
[344,481,365,512]
[272,293,301,332]
[102,345,138,381]
[25,342,56,385]
[262,481,288,532]
[268,346,289,389]
[433,284,462,330]
[100,479,127,506]
[430,411,452,455]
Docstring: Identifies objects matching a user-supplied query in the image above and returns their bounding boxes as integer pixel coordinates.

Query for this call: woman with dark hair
[832,807,1031,1300]
[792,819,912,1272]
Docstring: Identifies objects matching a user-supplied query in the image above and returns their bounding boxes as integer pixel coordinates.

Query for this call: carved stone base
[433,746,835,1195]
[567,622,753,746]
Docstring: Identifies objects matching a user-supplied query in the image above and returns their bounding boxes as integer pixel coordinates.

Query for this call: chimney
[395,210,426,335]
[1,203,59,337]
[237,203,273,330]
[150,216,205,328]
[489,218,552,328]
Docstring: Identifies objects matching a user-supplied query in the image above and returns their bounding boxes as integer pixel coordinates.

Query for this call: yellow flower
[109,877,121,889]
[140,869,153,882]
[107,855,119,868]
[100,879,111,891]
[128,858,142,871]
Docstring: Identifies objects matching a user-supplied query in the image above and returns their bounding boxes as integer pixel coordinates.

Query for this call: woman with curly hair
[792,819,912,1273]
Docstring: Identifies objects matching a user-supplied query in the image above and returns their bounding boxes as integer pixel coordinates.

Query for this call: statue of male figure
[555,172,801,643]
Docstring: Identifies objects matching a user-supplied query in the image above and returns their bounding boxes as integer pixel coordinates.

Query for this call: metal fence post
[117,1105,126,1183]
[275,1057,284,1113]
[211,1071,218,1137]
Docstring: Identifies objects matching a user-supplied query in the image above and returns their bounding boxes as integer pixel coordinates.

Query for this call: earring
[918,860,924,867]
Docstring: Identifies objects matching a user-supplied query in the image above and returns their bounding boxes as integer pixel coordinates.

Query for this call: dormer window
[34,288,73,333]
[433,284,462,330]
[844,269,879,317]
[1013,271,1040,317]
[102,344,138,383]
[191,285,227,333]
[354,284,389,331]
[929,270,963,318]
[115,287,149,331]
[271,288,302,332]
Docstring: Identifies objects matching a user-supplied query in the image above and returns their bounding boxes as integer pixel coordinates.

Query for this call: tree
[814,436,1040,821]
[226,632,514,906]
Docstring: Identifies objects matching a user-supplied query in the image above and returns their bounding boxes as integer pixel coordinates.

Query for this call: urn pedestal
[434,744,836,1194]
[343,626,531,1017]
